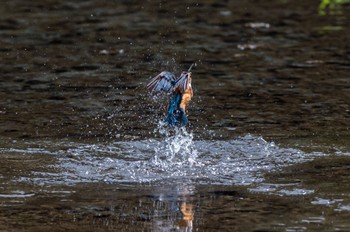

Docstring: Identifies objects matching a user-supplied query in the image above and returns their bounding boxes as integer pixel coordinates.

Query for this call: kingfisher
[147,64,194,127]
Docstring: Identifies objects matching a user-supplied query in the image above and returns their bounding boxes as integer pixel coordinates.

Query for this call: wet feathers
[147,67,194,126]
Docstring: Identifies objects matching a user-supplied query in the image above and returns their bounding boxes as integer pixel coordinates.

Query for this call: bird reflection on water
[151,185,195,232]
[178,202,194,230]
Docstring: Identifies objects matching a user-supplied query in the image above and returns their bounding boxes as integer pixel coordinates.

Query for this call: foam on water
[1,128,326,186]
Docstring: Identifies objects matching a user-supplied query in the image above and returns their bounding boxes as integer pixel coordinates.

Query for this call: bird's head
[179,71,192,83]
[173,64,195,94]
[179,63,195,83]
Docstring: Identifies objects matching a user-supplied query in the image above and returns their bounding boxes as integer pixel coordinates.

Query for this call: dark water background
[0,0,349,231]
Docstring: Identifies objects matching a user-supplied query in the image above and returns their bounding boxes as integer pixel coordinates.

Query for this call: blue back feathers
[164,93,188,127]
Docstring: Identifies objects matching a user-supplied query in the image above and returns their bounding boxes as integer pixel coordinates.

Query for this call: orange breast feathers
[180,83,193,111]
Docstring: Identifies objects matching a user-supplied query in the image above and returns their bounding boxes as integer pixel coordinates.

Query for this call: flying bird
[147,64,194,127]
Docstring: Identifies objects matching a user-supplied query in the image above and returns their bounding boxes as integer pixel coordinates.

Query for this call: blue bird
[147,64,194,127]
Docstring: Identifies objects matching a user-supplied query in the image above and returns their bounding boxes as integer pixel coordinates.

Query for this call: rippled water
[1,0,350,231]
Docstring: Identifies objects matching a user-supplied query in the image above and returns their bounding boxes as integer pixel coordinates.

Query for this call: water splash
[152,122,198,168]
[1,132,327,186]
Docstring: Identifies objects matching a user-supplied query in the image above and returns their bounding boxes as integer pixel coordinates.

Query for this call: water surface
[0,0,349,231]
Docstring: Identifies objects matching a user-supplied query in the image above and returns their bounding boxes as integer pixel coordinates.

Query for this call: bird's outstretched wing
[147,71,176,95]
[174,72,191,94]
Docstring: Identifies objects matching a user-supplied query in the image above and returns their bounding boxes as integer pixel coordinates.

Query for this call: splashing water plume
[152,122,198,168]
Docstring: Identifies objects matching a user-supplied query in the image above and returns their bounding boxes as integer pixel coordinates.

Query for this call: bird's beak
[188,63,195,72]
